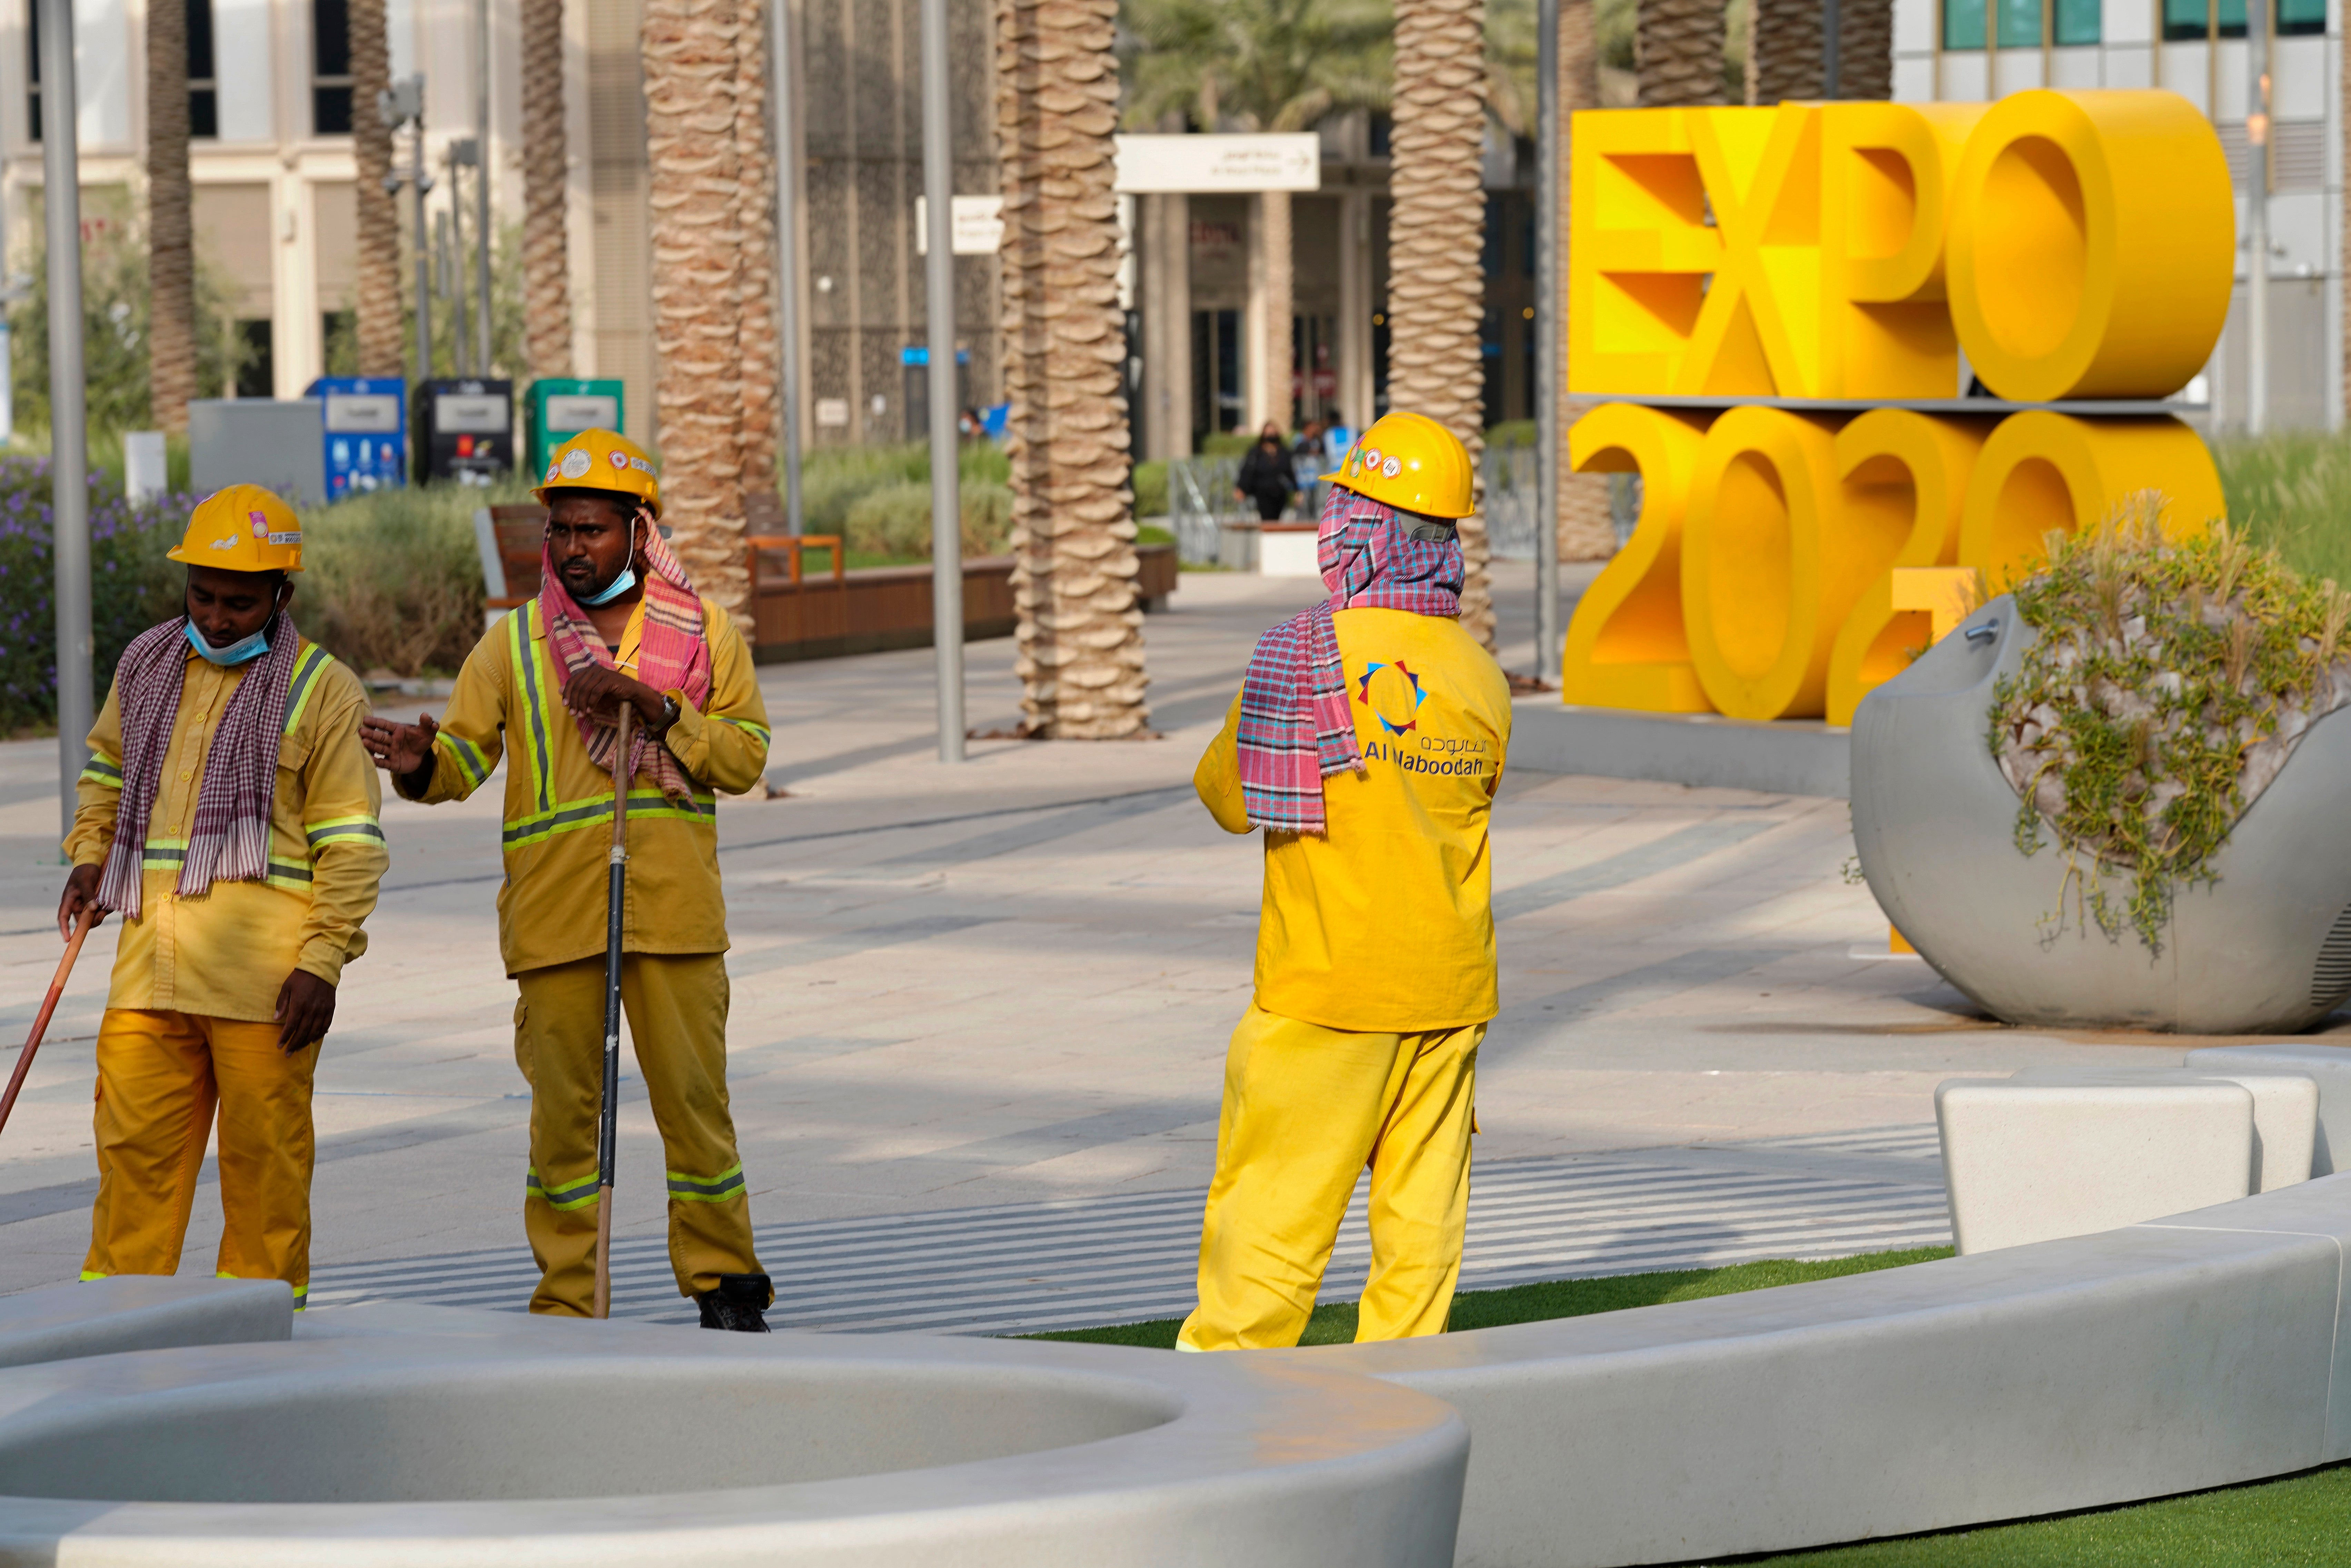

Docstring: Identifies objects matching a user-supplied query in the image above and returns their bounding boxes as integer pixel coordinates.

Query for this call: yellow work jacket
[67,639,389,1022]
[400,594,770,975]
[1197,606,1512,1034]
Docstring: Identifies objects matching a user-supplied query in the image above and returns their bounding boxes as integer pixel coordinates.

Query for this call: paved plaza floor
[3,563,2336,1325]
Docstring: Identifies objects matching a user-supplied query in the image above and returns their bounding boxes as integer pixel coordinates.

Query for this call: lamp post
[41,0,90,842]
[918,0,963,761]
[769,0,806,533]
[474,0,493,376]
[1533,0,1561,686]
[2245,2,2270,436]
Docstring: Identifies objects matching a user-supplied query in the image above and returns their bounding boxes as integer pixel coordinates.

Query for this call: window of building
[2277,0,2324,34]
[1368,113,1391,159]
[1945,0,2100,46]
[2162,0,2244,38]
[26,0,39,142]
[189,0,218,138]
[313,0,354,135]
[235,320,274,397]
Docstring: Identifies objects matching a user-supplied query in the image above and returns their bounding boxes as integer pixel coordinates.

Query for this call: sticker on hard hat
[631,457,653,473]
[268,531,301,545]
[249,512,269,537]
[1363,448,1381,469]
[545,464,560,483]
[210,537,237,551]
[609,449,630,469]
[1383,457,1402,478]
[560,449,594,479]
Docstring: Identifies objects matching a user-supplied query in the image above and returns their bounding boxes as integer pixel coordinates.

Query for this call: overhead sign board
[914,195,1007,256]
[1112,133,1320,193]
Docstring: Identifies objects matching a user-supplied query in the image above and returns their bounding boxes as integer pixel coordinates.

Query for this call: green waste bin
[527,379,626,480]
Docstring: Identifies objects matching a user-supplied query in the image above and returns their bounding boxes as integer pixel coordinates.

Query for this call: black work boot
[696,1272,772,1332]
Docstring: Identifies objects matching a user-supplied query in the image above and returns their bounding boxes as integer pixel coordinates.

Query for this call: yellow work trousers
[1178,1003,1482,1351]
[83,1009,318,1304]
[513,951,764,1316]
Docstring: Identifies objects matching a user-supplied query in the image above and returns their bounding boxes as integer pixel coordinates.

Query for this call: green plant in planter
[1990,498,2351,950]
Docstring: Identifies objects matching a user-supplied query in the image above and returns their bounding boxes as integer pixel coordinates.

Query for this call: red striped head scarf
[538,515,714,808]
[1233,484,1465,833]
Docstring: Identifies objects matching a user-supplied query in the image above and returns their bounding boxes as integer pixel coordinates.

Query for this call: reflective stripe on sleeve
[79,756,124,788]
[717,716,771,744]
[305,814,386,847]
[435,730,494,788]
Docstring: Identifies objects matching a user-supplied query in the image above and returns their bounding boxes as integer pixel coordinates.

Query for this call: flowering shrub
[0,457,188,734]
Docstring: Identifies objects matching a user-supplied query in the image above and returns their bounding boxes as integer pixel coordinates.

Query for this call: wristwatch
[657,693,681,734]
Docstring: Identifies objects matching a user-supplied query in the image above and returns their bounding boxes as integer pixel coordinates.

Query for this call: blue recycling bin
[306,377,407,500]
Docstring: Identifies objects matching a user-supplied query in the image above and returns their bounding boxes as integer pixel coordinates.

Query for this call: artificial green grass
[1745,1461,2351,1565]
[1026,1246,1951,1349]
[2211,430,2351,586]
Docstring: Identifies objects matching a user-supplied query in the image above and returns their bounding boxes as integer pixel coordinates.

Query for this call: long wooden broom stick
[0,907,97,1138]
[593,702,634,1320]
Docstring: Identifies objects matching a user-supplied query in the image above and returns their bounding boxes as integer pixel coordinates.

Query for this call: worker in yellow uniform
[358,430,774,1330]
[1179,411,1511,1351]
[57,485,388,1308]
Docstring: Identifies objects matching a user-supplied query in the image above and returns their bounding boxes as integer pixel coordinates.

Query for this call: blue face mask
[580,565,638,606]
[184,617,273,666]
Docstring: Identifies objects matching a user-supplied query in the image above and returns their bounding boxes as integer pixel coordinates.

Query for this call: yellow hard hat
[167,484,304,573]
[534,428,662,518]
[1321,410,1475,519]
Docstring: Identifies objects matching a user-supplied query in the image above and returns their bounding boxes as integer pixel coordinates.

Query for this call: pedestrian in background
[1235,422,1298,522]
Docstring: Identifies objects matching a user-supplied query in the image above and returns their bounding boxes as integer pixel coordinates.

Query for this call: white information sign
[915,196,1007,256]
[1112,133,1320,193]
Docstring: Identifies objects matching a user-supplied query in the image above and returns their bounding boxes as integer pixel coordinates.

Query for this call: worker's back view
[1182,411,1510,1351]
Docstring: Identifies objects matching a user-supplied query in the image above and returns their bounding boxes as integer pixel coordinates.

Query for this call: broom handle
[0,907,97,1138]
[593,701,633,1320]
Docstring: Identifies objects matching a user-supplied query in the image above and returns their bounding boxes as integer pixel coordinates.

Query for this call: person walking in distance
[59,485,388,1308]
[358,430,775,1330]
[1180,411,1510,1350]
[1235,422,1300,522]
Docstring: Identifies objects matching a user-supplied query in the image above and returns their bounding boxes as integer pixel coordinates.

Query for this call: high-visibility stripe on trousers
[82,1009,318,1303]
[1178,1002,1482,1351]
[512,951,763,1316]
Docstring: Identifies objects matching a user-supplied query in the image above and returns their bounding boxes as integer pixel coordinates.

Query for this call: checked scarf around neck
[97,609,299,920]
[1236,484,1465,833]
[538,519,714,808]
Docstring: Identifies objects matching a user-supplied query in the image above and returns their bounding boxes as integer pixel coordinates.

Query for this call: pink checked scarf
[538,520,714,808]
[96,610,300,919]
[1235,485,1465,833]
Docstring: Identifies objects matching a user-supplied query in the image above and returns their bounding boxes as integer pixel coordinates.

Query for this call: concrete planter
[0,1317,1466,1568]
[1851,596,2351,1032]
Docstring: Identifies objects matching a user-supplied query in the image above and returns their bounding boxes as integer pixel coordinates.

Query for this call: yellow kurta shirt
[66,639,390,1023]
[399,594,770,975]
[1196,606,1512,1033]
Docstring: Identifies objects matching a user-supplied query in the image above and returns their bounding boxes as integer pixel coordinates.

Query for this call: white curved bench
[0,1316,1468,1568]
[0,1275,290,1371]
[1289,1171,2351,1566]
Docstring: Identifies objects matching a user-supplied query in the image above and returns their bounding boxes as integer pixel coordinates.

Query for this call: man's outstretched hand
[57,863,105,940]
[360,712,440,793]
[276,969,337,1053]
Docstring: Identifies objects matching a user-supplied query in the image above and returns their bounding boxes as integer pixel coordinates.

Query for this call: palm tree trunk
[1837,0,1892,99]
[1636,0,1725,107]
[994,0,1149,736]
[733,9,779,506]
[1556,0,1614,562]
[147,0,196,429]
[1745,0,1818,102]
[520,0,574,377]
[642,0,772,624]
[350,0,404,377]
[1389,0,1494,648]
[1256,187,1293,436]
